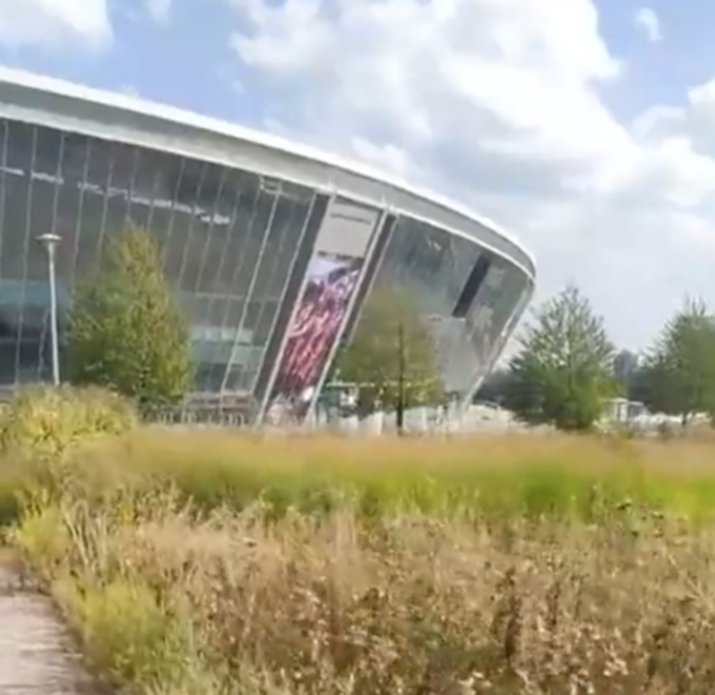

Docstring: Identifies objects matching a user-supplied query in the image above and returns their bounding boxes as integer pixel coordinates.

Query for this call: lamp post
[396,320,405,435]
[36,233,61,386]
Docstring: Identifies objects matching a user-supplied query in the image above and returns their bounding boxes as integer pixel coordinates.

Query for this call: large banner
[266,252,363,423]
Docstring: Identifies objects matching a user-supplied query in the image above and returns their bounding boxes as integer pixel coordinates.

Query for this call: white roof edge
[0,66,535,274]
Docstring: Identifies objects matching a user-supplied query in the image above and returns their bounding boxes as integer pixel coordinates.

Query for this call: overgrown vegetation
[5,389,715,693]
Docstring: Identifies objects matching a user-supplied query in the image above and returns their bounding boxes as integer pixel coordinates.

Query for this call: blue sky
[2,0,715,353]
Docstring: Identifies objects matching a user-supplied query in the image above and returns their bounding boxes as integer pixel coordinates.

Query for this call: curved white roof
[0,66,535,279]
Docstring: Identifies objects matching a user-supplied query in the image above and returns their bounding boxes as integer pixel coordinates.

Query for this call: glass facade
[362,215,532,402]
[0,115,532,414]
[0,119,321,400]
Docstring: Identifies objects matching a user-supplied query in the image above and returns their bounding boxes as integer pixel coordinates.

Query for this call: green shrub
[78,579,203,689]
[0,386,136,459]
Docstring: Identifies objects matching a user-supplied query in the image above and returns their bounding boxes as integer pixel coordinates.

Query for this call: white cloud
[0,0,112,48]
[635,7,662,43]
[224,0,715,350]
[146,0,171,24]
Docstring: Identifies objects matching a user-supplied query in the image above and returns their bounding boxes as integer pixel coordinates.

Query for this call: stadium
[0,69,535,424]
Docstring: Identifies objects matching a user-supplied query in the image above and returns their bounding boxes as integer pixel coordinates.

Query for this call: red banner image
[267,253,363,423]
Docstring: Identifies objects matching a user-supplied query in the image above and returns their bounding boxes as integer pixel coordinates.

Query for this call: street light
[36,233,61,387]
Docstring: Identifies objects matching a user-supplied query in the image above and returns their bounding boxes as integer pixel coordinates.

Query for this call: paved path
[0,553,103,694]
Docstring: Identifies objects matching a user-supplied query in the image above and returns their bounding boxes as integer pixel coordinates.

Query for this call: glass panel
[0,341,15,385]
[27,127,61,283]
[230,183,276,298]
[375,216,481,316]
[126,148,151,230]
[76,139,111,277]
[180,162,222,292]
[0,298,18,385]
[163,158,204,284]
[195,168,238,294]
[149,152,184,251]
[0,121,8,281]
[60,134,90,282]
[100,142,135,257]
[359,214,531,402]
[1,122,33,282]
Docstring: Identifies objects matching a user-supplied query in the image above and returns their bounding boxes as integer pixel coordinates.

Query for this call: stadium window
[453,255,491,318]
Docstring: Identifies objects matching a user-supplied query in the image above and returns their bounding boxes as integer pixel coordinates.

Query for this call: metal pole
[37,234,61,386]
[48,242,59,386]
[397,320,405,435]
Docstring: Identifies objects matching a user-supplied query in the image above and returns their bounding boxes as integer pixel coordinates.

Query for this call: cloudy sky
[1,0,714,352]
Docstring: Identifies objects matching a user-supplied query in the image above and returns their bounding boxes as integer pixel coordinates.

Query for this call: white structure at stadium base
[0,67,535,423]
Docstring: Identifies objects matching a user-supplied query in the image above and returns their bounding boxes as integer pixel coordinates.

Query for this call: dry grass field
[4,390,715,693]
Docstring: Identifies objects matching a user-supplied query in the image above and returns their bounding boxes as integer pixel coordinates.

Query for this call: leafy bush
[0,386,136,459]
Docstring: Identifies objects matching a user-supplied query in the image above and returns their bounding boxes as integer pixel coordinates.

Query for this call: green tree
[67,227,193,412]
[334,289,443,419]
[505,285,616,431]
[639,298,715,426]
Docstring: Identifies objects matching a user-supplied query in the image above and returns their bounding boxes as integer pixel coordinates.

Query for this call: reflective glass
[362,213,530,402]
[375,216,481,317]
[0,116,529,408]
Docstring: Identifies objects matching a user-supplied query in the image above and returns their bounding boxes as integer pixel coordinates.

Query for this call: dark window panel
[1,124,32,281]
[0,294,17,339]
[179,216,209,291]
[194,167,234,294]
[123,147,142,226]
[191,295,211,326]
[164,158,203,284]
[164,209,191,283]
[227,183,273,298]
[216,174,261,293]
[218,187,279,391]
[243,301,261,334]
[5,122,33,173]
[86,138,112,187]
[26,180,55,281]
[64,136,92,281]
[0,341,15,385]
[453,255,491,318]
[18,340,41,383]
[224,365,243,392]
[86,139,113,265]
[178,161,216,291]
[254,300,278,345]
[0,121,9,280]
[75,189,104,280]
[99,142,136,257]
[151,154,185,252]
[250,194,295,301]
[34,127,62,177]
[208,297,228,325]
[201,170,245,297]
